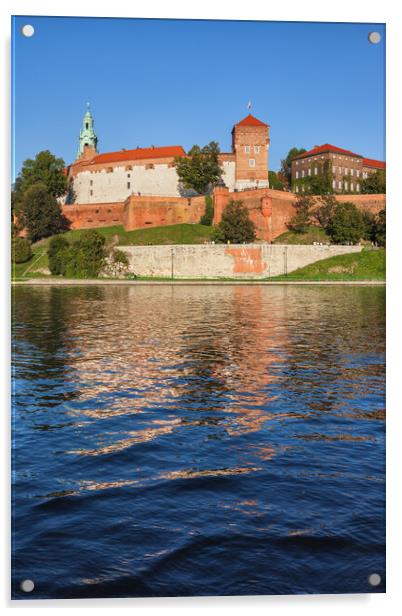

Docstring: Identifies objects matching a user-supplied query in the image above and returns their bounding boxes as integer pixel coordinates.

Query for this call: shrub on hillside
[64,230,106,278]
[200,195,214,225]
[212,199,256,243]
[12,237,32,263]
[47,235,70,275]
[327,202,366,245]
[373,209,386,247]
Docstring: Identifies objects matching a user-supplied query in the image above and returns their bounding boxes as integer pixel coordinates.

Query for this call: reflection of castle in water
[13,285,385,459]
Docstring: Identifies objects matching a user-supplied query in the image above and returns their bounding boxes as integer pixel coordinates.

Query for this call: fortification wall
[61,202,124,229]
[122,194,206,230]
[213,187,386,242]
[61,188,385,239]
[119,244,363,280]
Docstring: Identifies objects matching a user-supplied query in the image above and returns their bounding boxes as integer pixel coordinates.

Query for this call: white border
[1,1,401,614]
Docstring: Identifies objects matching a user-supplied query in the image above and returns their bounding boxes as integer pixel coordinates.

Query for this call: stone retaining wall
[119,244,363,279]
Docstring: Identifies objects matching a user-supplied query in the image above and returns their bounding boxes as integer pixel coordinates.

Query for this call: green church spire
[76,102,98,159]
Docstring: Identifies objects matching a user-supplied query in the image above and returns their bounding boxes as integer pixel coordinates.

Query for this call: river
[11,284,385,598]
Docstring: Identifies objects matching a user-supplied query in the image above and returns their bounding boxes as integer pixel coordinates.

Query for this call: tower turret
[76,103,98,159]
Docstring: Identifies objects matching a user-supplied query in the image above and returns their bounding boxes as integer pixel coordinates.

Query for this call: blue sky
[12,17,385,178]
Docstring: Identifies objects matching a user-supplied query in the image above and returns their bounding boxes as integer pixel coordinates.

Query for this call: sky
[12,16,385,178]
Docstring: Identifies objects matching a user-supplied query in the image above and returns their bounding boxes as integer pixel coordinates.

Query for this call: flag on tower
[247,101,252,110]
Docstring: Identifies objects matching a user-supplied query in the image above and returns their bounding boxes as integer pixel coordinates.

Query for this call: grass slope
[12,224,215,279]
[63,223,215,246]
[273,226,330,245]
[271,248,385,281]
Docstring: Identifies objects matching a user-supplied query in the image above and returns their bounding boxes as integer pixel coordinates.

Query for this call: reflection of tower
[76,103,98,160]
[231,114,270,190]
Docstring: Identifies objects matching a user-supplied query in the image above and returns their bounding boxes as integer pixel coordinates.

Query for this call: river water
[11,284,385,598]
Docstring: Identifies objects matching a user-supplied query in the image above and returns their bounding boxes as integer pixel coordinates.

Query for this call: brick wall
[62,202,124,229]
[122,194,206,230]
[213,187,385,242]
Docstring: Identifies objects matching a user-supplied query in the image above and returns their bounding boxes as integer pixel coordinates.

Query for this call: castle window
[332,166,336,173]
[254,146,260,154]
[351,183,354,191]
[356,170,360,177]
[296,171,299,179]
[302,170,305,178]
[86,123,89,129]
[90,179,93,186]
[127,173,131,178]
[145,164,154,170]
[351,169,354,176]
[344,181,348,191]
[308,168,311,176]
[245,146,251,153]
[295,185,299,193]
[90,190,93,196]
[332,179,336,189]
[127,182,131,189]
[357,183,360,192]
[248,159,255,167]
[338,181,342,189]
[314,167,318,175]
[125,165,132,171]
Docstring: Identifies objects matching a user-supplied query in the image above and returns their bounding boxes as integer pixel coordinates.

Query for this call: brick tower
[232,114,270,190]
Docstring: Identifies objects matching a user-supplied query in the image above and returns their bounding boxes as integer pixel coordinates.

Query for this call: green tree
[64,230,106,278]
[287,196,314,233]
[268,170,284,191]
[304,161,334,195]
[12,237,32,263]
[213,200,256,243]
[361,170,386,194]
[20,183,66,243]
[280,147,306,185]
[175,141,223,195]
[372,209,386,246]
[13,150,68,213]
[327,202,366,244]
[47,235,70,275]
[314,194,337,230]
[200,195,214,225]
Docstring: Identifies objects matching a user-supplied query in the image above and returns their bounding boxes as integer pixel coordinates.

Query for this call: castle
[65,104,270,204]
[60,106,385,242]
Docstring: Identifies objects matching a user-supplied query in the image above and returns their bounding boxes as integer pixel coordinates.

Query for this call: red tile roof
[235,114,268,127]
[292,143,363,160]
[91,145,186,164]
[363,157,386,170]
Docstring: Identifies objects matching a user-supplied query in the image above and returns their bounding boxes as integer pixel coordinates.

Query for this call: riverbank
[12,278,385,286]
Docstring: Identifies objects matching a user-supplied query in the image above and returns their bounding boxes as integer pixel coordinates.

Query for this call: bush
[212,199,256,243]
[373,209,386,247]
[327,202,366,244]
[200,195,214,225]
[64,230,106,278]
[112,249,129,266]
[12,237,32,263]
[47,235,70,275]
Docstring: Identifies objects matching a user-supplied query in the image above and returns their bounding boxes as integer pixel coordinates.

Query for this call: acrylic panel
[11,16,386,600]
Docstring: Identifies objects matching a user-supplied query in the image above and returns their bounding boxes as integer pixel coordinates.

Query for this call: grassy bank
[273,226,330,245]
[12,224,215,280]
[271,248,385,281]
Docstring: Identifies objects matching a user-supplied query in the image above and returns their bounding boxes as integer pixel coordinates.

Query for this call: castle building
[291,144,385,194]
[65,108,270,205]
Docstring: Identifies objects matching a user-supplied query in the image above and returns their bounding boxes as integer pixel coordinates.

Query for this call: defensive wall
[119,244,364,280]
[61,189,386,242]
